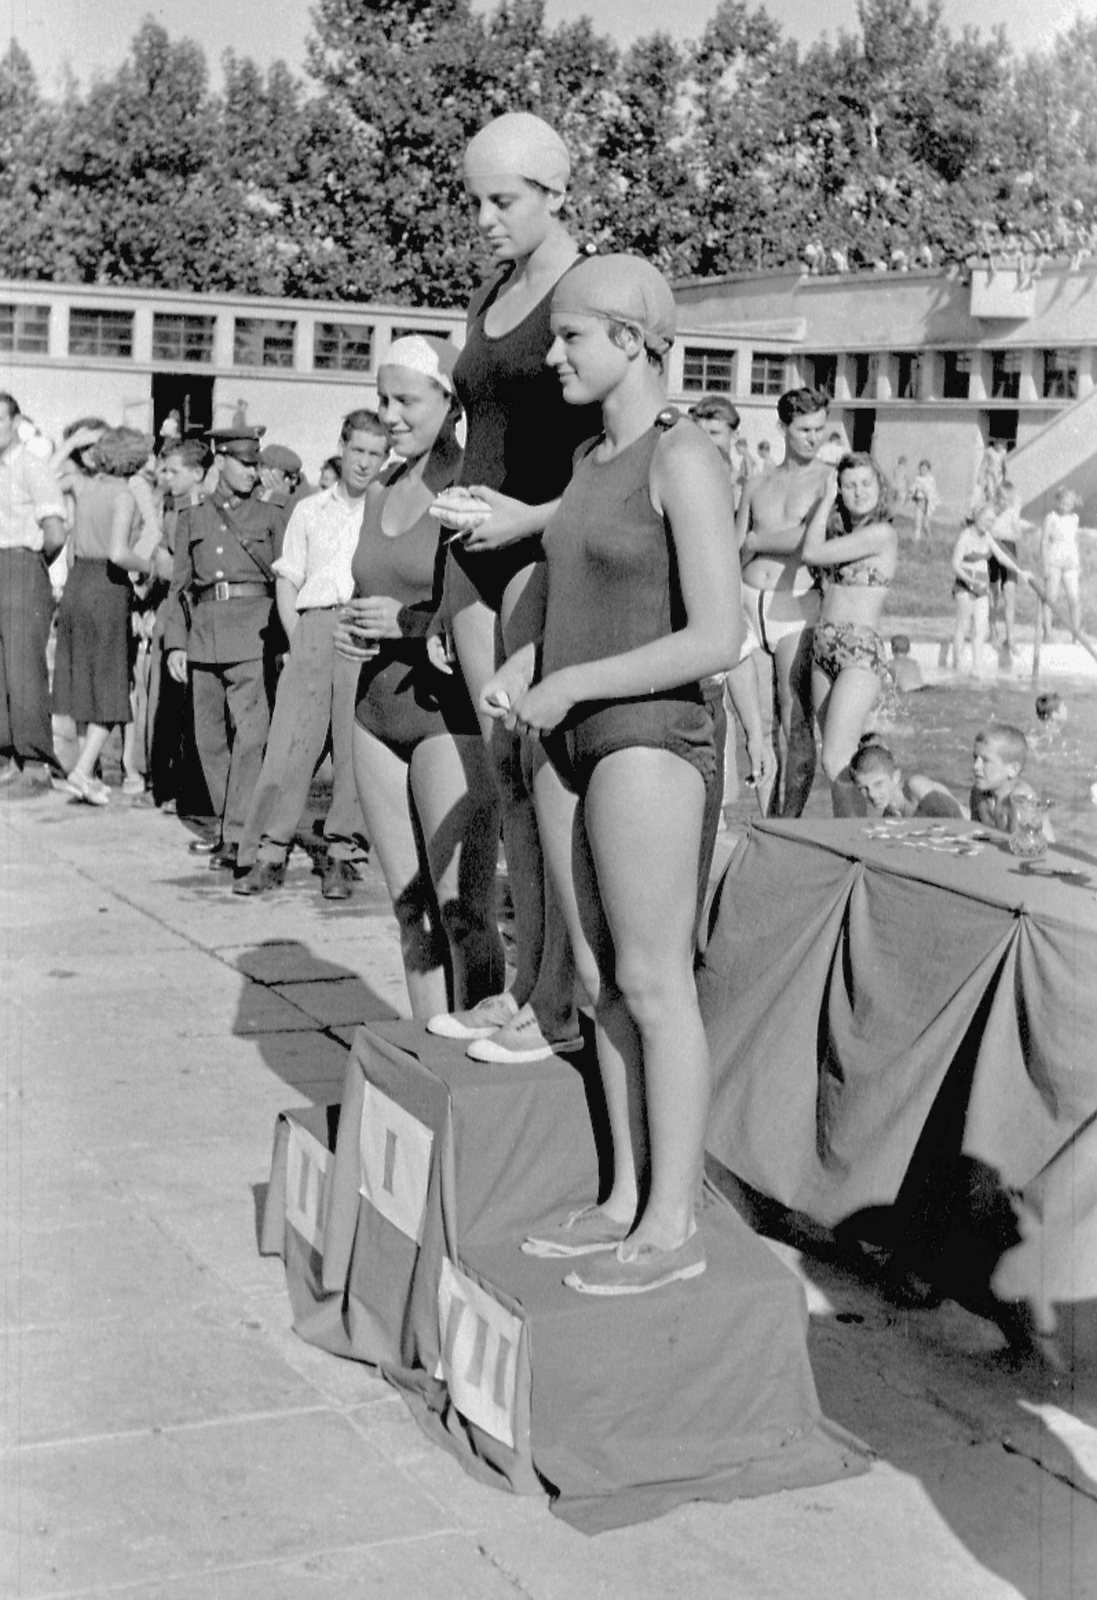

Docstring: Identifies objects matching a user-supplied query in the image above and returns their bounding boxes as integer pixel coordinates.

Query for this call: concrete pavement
[2,786,1095,1599]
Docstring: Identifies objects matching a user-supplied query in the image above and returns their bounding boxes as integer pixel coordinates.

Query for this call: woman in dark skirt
[53,427,156,804]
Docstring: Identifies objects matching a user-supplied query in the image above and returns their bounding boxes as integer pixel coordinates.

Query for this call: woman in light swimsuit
[482,256,741,1295]
[950,508,993,676]
[803,452,897,816]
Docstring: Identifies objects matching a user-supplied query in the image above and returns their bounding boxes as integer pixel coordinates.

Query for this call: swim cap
[463,112,570,195]
[551,254,677,356]
[380,335,457,395]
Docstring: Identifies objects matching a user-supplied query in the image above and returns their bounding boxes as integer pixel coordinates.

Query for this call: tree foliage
[2,2,1095,303]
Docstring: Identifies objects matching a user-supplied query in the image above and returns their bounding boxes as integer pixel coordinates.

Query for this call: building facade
[3,264,1095,519]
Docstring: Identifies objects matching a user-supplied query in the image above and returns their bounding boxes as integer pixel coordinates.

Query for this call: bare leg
[953,594,971,671]
[583,749,710,1253]
[1063,569,1082,635]
[772,627,816,817]
[1003,579,1016,652]
[971,594,990,678]
[816,665,880,817]
[71,721,112,781]
[409,733,505,1012]
[351,722,449,1020]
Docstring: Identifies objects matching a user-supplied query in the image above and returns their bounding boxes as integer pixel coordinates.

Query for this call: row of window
[0,301,1086,401]
[683,344,1083,401]
[0,303,447,372]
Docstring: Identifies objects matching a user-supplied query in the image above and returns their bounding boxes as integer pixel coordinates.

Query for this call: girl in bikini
[802,453,897,816]
[950,508,993,676]
[481,256,741,1294]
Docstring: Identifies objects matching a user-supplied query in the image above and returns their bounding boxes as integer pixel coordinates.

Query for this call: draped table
[697,818,1097,1312]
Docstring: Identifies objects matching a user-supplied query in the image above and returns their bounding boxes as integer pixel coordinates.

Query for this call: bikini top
[829,552,889,587]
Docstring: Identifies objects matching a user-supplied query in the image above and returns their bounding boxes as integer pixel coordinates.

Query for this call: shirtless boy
[731,387,833,815]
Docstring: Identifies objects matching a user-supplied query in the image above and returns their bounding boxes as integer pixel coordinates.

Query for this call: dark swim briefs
[544,691,716,798]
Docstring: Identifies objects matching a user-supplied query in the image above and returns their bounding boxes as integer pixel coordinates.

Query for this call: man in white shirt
[0,392,67,799]
[234,412,388,898]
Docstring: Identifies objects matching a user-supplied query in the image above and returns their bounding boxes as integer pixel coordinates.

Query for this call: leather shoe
[321,856,357,900]
[188,835,220,855]
[209,843,239,872]
[232,859,286,896]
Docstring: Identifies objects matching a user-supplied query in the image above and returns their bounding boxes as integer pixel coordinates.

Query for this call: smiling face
[464,172,560,262]
[340,429,388,495]
[838,462,881,520]
[547,312,627,406]
[376,366,451,461]
[781,407,828,464]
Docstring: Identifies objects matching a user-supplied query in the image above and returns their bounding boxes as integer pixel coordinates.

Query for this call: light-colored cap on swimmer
[551,254,677,356]
[463,111,570,195]
[380,334,458,395]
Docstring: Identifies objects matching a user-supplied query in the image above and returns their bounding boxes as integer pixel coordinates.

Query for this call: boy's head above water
[973,724,1027,792]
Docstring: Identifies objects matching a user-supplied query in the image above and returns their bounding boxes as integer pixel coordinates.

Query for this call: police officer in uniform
[163,428,287,870]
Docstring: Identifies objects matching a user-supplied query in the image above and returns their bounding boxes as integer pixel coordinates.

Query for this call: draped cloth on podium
[697,819,1097,1306]
[263,1020,868,1532]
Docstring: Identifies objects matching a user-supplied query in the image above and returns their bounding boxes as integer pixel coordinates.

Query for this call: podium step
[263,1021,869,1529]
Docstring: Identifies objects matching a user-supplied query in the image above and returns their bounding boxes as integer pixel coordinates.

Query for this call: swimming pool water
[725,679,1097,856]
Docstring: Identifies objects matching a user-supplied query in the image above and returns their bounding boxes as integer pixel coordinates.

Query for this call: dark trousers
[191,659,270,847]
[0,547,62,774]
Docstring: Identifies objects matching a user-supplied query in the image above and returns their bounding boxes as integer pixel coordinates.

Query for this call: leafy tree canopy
[1,2,1093,301]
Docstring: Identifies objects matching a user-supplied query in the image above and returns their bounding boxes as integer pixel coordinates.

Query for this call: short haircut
[92,426,154,478]
[340,408,386,444]
[0,391,21,420]
[850,738,898,778]
[162,438,211,474]
[890,634,911,655]
[777,387,829,427]
[1035,692,1062,721]
[63,415,108,438]
[975,723,1027,769]
[690,395,740,429]
[918,459,931,472]
[320,455,342,478]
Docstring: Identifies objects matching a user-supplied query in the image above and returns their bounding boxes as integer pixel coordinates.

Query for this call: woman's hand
[458,487,535,552]
[507,670,578,736]
[479,643,538,721]
[425,609,455,676]
[333,599,382,661]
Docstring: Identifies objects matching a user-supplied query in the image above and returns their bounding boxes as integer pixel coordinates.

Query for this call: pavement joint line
[1,1401,348,1454]
[9,1527,469,1600]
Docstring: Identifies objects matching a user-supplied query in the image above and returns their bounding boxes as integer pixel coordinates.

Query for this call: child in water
[887,634,924,693]
[850,738,964,818]
[969,723,1051,838]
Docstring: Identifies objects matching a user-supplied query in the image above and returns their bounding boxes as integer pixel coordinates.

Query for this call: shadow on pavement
[711,1161,1097,1600]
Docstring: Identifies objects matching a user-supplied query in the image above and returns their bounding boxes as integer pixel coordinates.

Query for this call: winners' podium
[262,1021,866,1532]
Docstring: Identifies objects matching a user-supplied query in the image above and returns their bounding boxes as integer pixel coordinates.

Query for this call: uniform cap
[259,444,302,474]
[208,426,265,463]
[380,335,458,396]
[463,112,570,195]
[551,254,676,356]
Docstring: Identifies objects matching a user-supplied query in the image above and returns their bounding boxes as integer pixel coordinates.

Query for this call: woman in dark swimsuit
[802,452,898,815]
[334,337,503,1021]
[482,257,742,1294]
[427,112,601,1064]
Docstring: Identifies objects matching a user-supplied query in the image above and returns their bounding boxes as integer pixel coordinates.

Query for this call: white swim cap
[463,112,570,195]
